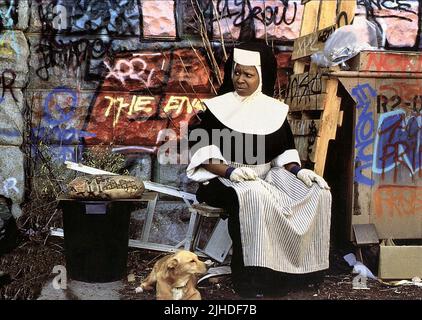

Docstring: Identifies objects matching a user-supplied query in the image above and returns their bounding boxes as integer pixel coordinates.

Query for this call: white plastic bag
[311,20,380,68]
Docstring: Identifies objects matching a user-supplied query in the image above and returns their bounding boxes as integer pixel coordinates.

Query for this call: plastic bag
[311,20,380,68]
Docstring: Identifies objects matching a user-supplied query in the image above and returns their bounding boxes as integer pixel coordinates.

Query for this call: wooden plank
[299,0,321,36]
[286,73,328,97]
[350,51,422,73]
[288,93,326,111]
[290,119,321,136]
[138,192,159,202]
[350,78,376,240]
[317,0,337,30]
[337,0,357,28]
[192,203,225,214]
[313,79,341,175]
[291,24,337,60]
[292,0,321,73]
[285,72,328,110]
[352,224,379,245]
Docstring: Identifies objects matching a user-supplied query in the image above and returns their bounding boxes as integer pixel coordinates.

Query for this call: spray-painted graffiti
[214,0,299,27]
[215,0,302,40]
[285,72,325,109]
[357,0,421,49]
[31,87,95,161]
[104,53,166,88]
[35,37,111,81]
[185,0,303,41]
[34,0,140,81]
[85,92,207,146]
[364,52,422,73]
[353,83,377,186]
[377,80,422,113]
[102,94,206,128]
[182,0,422,48]
[0,69,17,103]
[374,185,421,218]
[0,0,18,30]
[373,109,421,180]
[38,0,140,35]
[0,0,20,57]
[82,47,214,148]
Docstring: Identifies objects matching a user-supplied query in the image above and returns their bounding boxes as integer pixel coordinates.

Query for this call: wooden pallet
[285,0,356,175]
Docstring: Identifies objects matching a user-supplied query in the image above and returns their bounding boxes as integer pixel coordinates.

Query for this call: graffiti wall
[27,0,298,169]
[0,0,28,218]
[1,0,422,219]
[348,57,422,238]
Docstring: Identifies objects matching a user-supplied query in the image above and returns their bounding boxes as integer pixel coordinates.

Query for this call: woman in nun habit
[187,42,332,297]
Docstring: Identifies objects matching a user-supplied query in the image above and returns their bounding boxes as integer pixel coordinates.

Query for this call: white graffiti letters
[105,53,163,86]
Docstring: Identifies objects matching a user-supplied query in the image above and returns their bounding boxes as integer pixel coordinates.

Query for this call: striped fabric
[219,162,332,274]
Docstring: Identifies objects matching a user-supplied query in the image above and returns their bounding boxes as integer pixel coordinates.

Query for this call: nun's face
[232,64,260,97]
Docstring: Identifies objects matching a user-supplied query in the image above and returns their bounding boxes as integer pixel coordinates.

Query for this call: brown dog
[135,250,208,300]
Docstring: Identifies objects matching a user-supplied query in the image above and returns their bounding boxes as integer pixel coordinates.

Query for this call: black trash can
[59,199,133,283]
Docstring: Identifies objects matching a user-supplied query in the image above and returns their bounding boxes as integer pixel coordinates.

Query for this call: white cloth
[186,145,228,182]
[205,92,288,135]
[234,48,261,66]
[219,162,332,273]
[271,149,301,168]
[205,47,288,135]
[233,48,263,96]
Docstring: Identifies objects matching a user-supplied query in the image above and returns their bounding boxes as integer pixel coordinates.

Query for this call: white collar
[205,92,288,135]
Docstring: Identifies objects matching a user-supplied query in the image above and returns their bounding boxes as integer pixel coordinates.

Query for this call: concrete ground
[38,279,124,300]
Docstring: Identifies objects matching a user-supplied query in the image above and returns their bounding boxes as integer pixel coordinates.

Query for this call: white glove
[229,167,258,182]
[297,169,330,189]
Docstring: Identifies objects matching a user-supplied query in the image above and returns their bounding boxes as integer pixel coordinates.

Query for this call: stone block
[26,34,81,89]
[0,146,24,206]
[29,0,141,36]
[0,30,29,87]
[179,0,213,37]
[0,89,24,146]
[0,0,29,30]
[28,89,96,145]
[356,0,420,48]
[141,0,177,39]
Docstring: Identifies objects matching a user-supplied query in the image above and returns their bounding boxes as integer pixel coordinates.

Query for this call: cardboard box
[378,245,422,280]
